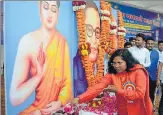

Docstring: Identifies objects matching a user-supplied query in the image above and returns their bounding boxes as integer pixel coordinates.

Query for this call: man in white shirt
[157,40,163,80]
[128,33,151,68]
[157,40,163,56]
[156,40,163,115]
[157,54,163,115]
[145,37,159,103]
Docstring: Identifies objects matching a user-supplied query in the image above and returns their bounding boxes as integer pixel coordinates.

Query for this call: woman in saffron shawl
[73,49,153,115]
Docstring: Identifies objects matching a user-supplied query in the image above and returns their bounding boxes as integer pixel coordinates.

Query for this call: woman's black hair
[108,49,140,74]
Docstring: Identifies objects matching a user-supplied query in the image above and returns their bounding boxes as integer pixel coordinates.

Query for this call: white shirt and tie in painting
[128,46,151,68]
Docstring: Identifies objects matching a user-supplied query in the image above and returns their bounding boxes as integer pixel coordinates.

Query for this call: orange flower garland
[100,1,111,51]
[73,1,97,87]
[73,1,111,87]
[95,1,111,79]
[73,1,121,87]
[117,10,126,48]
[107,4,117,56]
[73,2,86,47]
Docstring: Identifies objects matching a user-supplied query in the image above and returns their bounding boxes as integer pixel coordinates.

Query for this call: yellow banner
[124,23,151,30]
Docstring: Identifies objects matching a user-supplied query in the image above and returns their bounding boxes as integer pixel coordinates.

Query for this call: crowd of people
[126,33,163,115]
[72,33,163,115]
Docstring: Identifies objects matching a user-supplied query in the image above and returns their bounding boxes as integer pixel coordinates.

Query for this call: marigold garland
[107,3,117,56]
[73,1,123,87]
[73,1,97,87]
[117,10,126,48]
[95,1,111,80]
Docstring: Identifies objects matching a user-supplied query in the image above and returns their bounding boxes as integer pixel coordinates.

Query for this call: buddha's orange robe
[78,64,153,115]
[19,31,73,115]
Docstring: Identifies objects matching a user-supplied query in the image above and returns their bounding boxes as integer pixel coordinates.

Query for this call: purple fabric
[73,53,88,97]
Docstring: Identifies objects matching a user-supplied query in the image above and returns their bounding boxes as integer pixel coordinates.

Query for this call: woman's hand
[104,85,119,93]
[71,98,80,105]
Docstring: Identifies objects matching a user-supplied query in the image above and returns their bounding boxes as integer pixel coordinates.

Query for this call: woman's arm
[78,74,112,103]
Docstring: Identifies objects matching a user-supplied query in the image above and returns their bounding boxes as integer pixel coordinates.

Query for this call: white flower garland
[101,10,110,16]
[110,29,117,35]
[118,27,126,32]
[118,32,126,36]
[110,22,117,27]
[101,16,111,23]
[73,5,86,11]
